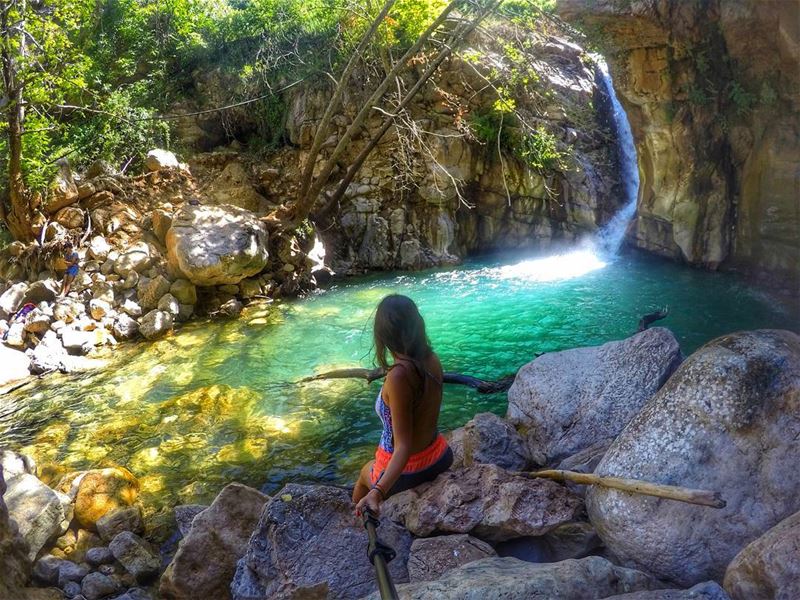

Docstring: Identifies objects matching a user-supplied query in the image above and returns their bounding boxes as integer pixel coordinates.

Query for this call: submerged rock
[408,534,496,582]
[60,467,140,530]
[166,204,268,286]
[5,473,72,560]
[724,510,800,600]
[231,484,411,600]
[366,556,661,600]
[587,330,800,587]
[382,464,581,542]
[160,483,269,600]
[96,506,144,542]
[507,328,682,465]
[173,504,207,538]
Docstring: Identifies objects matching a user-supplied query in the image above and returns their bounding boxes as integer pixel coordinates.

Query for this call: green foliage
[502,0,556,18]
[518,126,563,171]
[469,109,513,148]
[726,80,756,115]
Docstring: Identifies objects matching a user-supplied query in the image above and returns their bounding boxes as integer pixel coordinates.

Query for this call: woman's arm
[355,365,415,514]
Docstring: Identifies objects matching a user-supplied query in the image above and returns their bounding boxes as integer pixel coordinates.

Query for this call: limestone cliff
[174,21,624,274]
[558,0,800,294]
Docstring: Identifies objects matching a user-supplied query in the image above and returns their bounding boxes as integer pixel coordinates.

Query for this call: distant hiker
[354,295,453,516]
[3,302,35,341]
[60,242,79,296]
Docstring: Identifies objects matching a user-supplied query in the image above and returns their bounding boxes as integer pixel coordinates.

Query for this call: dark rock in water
[58,560,89,587]
[217,299,243,318]
[724,509,800,600]
[109,531,160,584]
[85,546,114,567]
[231,484,411,600]
[607,581,731,599]
[382,464,581,542]
[587,330,800,587]
[495,521,603,564]
[408,534,496,582]
[81,571,121,600]
[62,581,83,598]
[159,483,268,600]
[96,506,144,542]
[173,504,207,538]
[364,556,662,600]
[507,328,682,466]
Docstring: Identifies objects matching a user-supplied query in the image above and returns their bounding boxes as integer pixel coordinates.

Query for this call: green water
[0,248,794,532]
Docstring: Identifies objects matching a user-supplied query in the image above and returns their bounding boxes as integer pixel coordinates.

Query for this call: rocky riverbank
[2,327,798,599]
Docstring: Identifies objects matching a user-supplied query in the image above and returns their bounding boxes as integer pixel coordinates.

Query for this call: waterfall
[595,57,640,254]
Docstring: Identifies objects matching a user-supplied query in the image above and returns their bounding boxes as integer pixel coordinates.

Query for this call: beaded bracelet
[370,483,386,499]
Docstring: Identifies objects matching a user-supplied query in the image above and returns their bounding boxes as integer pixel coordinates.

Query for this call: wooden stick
[528,469,725,509]
[299,367,516,393]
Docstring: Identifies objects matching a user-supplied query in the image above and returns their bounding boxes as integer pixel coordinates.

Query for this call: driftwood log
[637,307,669,332]
[300,367,516,394]
[528,469,725,508]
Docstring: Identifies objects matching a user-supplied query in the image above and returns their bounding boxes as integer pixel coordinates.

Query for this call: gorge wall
[558,0,800,295]
[174,22,626,274]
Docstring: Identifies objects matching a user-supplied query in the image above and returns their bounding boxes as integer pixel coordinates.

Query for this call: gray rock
[6,473,71,560]
[114,244,152,277]
[63,580,83,598]
[81,571,121,600]
[90,281,115,304]
[0,282,28,319]
[160,483,269,599]
[33,554,64,585]
[61,329,97,354]
[23,308,52,333]
[22,280,59,305]
[408,534,496,582]
[173,504,207,537]
[29,330,70,374]
[96,506,144,542]
[157,293,180,317]
[383,464,582,542]
[461,412,528,471]
[108,531,160,583]
[231,484,411,600]
[508,328,682,466]
[166,204,269,286]
[120,299,143,318]
[366,556,662,600]
[85,546,114,566]
[58,560,90,587]
[1,450,36,480]
[145,149,180,171]
[724,509,800,600]
[88,236,111,261]
[138,310,173,340]
[587,330,800,587]
[4,321,25,347]
[0,343,31,386]
[112,314,139,341]
[0,465,30,600]
[89,299,112,320]
[609,582,731,599]
[136,275,171,310]
[495,521,603,564]
[111,587,152,600]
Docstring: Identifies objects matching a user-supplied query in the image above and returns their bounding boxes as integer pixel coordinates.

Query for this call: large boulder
[21,280,59,305]
[0,344,31,386]
[723,510,800,600]
[367,556,662,600]
[138,309,173,340]
[587,330,800,587]
[231,484,412,600]
[159,483,269,600]
[408,534,496,582]
[145,149,180,171]
[5,473,72,560]
[0,467,32,598]
[608,582,731,599]
[382,464,582,542]
[166,204,269,286]
[508,328,682,465]
[0,281,28,319]
[60,467,140,530]
[114,243,153,277]
[458,412,529,471]
[137,275,171,310]
[28,331,69,375]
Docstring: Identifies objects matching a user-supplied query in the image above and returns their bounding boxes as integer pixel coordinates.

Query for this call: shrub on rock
[507,328,682,465]
[587,330,800,587]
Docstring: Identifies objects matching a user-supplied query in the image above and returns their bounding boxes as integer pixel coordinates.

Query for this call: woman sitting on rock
[354,294,453,515]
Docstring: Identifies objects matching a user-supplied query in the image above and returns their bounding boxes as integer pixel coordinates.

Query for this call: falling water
[595,57,640,254]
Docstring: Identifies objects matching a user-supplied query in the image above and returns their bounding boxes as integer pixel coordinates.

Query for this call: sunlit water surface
[0,249,795,534]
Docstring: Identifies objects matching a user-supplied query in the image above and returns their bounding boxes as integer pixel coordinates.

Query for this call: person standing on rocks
[354,294,453,515]
[60,241,80,296]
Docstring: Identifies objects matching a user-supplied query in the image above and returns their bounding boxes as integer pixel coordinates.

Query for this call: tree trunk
[1,0,33,241]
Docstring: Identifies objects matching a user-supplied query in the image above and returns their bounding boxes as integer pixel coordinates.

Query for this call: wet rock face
[508,328,682,466]
[382,463,582,542]
[232,484,412,600]
[0,466,32,599]
[558,0,800,292]
[166,204,269,286]
[366,556,662,600]
[586,330,800,587]
[159,483,269,600]
[724,510,800,600]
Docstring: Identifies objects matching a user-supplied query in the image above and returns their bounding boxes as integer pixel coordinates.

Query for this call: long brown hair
[373,294,433,372]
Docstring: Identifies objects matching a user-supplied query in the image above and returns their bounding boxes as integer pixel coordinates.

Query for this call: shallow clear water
[0,248,795,532]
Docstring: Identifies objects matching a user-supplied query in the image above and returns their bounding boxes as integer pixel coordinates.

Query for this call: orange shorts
[370,433,450,487]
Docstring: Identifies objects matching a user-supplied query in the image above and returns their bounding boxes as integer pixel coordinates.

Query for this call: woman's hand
[355,488,382,517]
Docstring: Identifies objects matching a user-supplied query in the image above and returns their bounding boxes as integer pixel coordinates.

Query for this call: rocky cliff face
[558,0,800,294]
[175,22,624,274]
